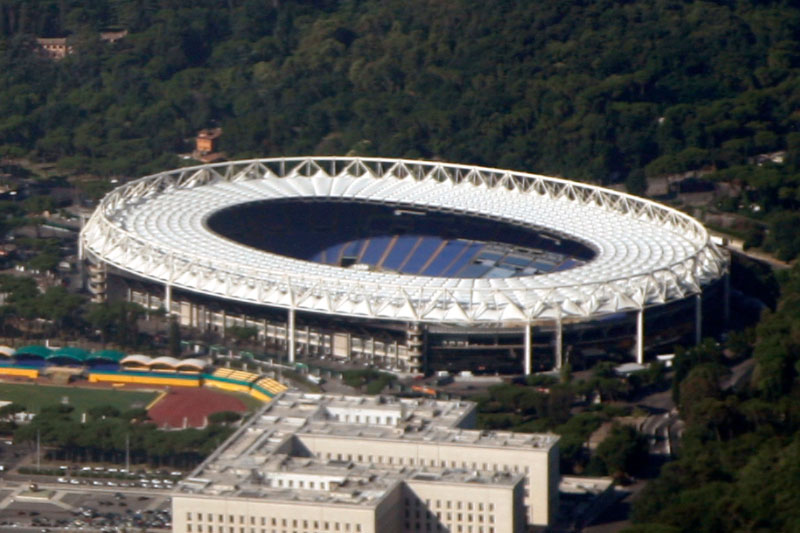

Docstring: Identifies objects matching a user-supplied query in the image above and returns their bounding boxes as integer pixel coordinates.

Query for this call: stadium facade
[80,157,729,375]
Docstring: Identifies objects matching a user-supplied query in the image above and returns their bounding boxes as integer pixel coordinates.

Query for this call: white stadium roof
[80,157,728,324]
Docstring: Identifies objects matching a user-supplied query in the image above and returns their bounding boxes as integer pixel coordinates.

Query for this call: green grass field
[0,383,157,417]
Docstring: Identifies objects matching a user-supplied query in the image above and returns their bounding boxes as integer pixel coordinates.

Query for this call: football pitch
[0,383,157,417]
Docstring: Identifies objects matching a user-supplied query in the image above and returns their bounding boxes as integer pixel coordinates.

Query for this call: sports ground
[147,387,253,429]
[0,382,156,417]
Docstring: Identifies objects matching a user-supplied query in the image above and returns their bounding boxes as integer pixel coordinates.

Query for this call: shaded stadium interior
[206,199,596,278]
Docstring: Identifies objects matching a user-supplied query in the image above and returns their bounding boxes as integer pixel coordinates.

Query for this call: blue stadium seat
[422,241,469,276]
[322,243,346,265]
[401,237,443,273]
[443,243,484,277]
[361,236,393,265]
[459,264,492,278]
[382,236,419,270]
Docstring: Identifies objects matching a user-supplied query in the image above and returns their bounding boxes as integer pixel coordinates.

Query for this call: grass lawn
[0,383,157,417]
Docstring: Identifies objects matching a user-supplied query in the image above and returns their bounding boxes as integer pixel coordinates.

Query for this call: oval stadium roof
[80,157,729,324]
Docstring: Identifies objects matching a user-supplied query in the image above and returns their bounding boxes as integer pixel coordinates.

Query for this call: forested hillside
[0,0,799,187]
[624,262,800,532]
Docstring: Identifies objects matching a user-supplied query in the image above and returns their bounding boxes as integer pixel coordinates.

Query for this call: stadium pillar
[165,284,172,315]
[287,307,296,364]
[635,309,644,365]
[554,318,563,370]
[695,293,702,345]
[524,322,532,375]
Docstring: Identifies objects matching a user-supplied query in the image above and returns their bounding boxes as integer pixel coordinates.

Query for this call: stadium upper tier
[80,157,728,324]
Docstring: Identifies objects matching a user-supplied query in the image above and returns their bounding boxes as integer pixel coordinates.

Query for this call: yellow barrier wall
[203,379,251,394]
[88,373,200,387]
[0,367,39,379]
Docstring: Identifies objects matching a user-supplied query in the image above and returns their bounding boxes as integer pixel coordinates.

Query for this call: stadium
[79,157,729,375]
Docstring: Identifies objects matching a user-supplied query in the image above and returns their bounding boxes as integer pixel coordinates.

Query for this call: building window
[188,513,193,521]
[187,526,192,532]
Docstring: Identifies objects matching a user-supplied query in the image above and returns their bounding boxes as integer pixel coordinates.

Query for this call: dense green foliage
[0,0,798,187]
[14,402,234,467]
[474,366,661,475]
[341,368,395,394]
[627,264,800,532]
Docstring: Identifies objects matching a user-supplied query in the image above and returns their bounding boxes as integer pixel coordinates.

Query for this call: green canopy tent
[13,345,53,359]
[48,346,90,364]
[87,349,126,364]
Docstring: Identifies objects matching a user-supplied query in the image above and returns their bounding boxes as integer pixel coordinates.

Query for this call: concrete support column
[695,293,702,345]
[524,323,532,376]
[165,284,172,315]
[554,318,563,370]
[636,309,645,365]
[287,307,296,364]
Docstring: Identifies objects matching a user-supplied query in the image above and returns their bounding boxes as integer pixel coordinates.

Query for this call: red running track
[147,387,249,429]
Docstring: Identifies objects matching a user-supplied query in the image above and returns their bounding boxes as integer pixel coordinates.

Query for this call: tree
[0,402,25,419]
[591,424,648,478]
[227,325,258,344]
[208,411,242,424]
[38,285,85,336]
[85,301,144,346]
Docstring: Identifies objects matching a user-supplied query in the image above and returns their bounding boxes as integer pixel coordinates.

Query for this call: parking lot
[0,482,171,530]
[0,441,175,531]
